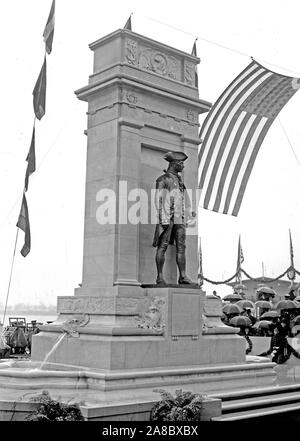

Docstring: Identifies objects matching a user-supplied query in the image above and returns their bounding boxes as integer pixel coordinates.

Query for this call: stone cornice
[181,135,203,145]
[89,29,200,64]
[75,75,211,113]
[89,61,199,91]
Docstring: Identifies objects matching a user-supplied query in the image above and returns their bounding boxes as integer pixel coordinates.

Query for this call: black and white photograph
[1,0,300,430]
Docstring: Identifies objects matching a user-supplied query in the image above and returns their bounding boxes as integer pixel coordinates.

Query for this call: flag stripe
[207,112,253,210]
[213,113,262,212]
[231,119,272,216]
[223,116,267,214]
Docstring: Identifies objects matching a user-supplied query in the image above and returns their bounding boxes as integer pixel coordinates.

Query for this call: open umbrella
[256,286,276,295]
[253,320,272,329]
[229,316,252,327]
[223,293,243,302]
[255,300,272,309]
[260,311,279,320]
[275,300,299,311]
[222,304,243,315]
[236,300,254,309]
[291,315,300,326]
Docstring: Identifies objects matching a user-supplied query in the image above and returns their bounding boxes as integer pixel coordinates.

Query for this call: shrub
[150,389,206,421]
[27,390,84,421]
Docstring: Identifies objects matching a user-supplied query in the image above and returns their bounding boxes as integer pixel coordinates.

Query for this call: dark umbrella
[275,300,299,311]
[223,293,243,303]
[253,320,272,329]
[236,300,255,309]
[291,315,300,326]
[222,304,243,315]
[256,286,276,296]
[255,300,272,310]
[260,311,280,320]
[257,286,275,294]
[229,316,252,327]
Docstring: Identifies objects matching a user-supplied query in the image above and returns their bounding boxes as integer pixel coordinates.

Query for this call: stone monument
[29,29,277,405]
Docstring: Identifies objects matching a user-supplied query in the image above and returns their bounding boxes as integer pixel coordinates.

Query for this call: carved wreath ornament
[136,297,165,333]
[62,314,90,338]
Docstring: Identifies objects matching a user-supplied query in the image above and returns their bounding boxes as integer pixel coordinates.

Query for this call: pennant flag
[198,59,299,216]
[236,235,244,272]
[33,57,47,120]
[43,0,55,54]
[16,194,31,257]
[197,237,203,286]
[24,126,36,192]
[289,229,294,267]
[191,39,197,57]
[124,15,132,30]
[191,39,198,88]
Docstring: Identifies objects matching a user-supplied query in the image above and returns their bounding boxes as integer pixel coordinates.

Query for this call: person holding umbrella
[243,308,257,327]
[258,324,290,364]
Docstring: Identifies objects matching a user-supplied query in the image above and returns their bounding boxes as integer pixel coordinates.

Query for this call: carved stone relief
[126,91,138,104]
[187,110,197,122]
[58,297,115,314]
[125,39,137,65]
[138,48,180,81]
[184,61,196,86]
[135,296,165,333]
[62,314,90,338]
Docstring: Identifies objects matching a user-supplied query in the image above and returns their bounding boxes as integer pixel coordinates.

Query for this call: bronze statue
[152,151,195,286]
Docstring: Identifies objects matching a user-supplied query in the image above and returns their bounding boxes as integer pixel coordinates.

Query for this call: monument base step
[0,358,277,420]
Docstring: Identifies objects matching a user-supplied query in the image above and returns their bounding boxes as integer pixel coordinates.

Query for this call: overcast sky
[1,0,300,306]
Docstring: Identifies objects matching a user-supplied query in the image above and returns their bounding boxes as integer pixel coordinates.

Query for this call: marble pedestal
[29,287,277,397]
[31,287,245,369]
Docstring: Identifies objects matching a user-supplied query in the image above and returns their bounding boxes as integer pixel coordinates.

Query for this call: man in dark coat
[259,325,290,364]
[152,151,195,286]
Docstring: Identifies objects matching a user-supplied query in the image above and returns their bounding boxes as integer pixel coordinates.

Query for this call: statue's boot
[177,252,193,284]
[178,275,193,285]
[156,247,168,286]
[156,277,167,286]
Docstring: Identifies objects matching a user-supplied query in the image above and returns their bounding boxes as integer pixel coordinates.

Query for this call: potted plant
[27,390,84,421]
[150,388,206,421]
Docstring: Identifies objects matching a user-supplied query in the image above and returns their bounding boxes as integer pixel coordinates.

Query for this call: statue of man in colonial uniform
[152,151,196,286]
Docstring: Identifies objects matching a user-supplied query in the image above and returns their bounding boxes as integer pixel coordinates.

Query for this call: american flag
[198,59,299,216]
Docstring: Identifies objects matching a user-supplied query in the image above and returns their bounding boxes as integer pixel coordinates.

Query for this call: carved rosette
[126,91,138,104]
[187,110,197,122]
[125,39,137,65]
[135,296,166,333]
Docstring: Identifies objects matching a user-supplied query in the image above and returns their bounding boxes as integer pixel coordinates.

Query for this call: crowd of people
[217,288,300,364]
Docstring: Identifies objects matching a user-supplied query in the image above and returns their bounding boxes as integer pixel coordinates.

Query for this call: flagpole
[2,228,19,325]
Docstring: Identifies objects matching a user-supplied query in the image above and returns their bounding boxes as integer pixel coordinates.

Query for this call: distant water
[1,314,58,327]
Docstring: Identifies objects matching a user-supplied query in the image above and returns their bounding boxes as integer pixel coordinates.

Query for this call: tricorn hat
[164,151,188,162]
